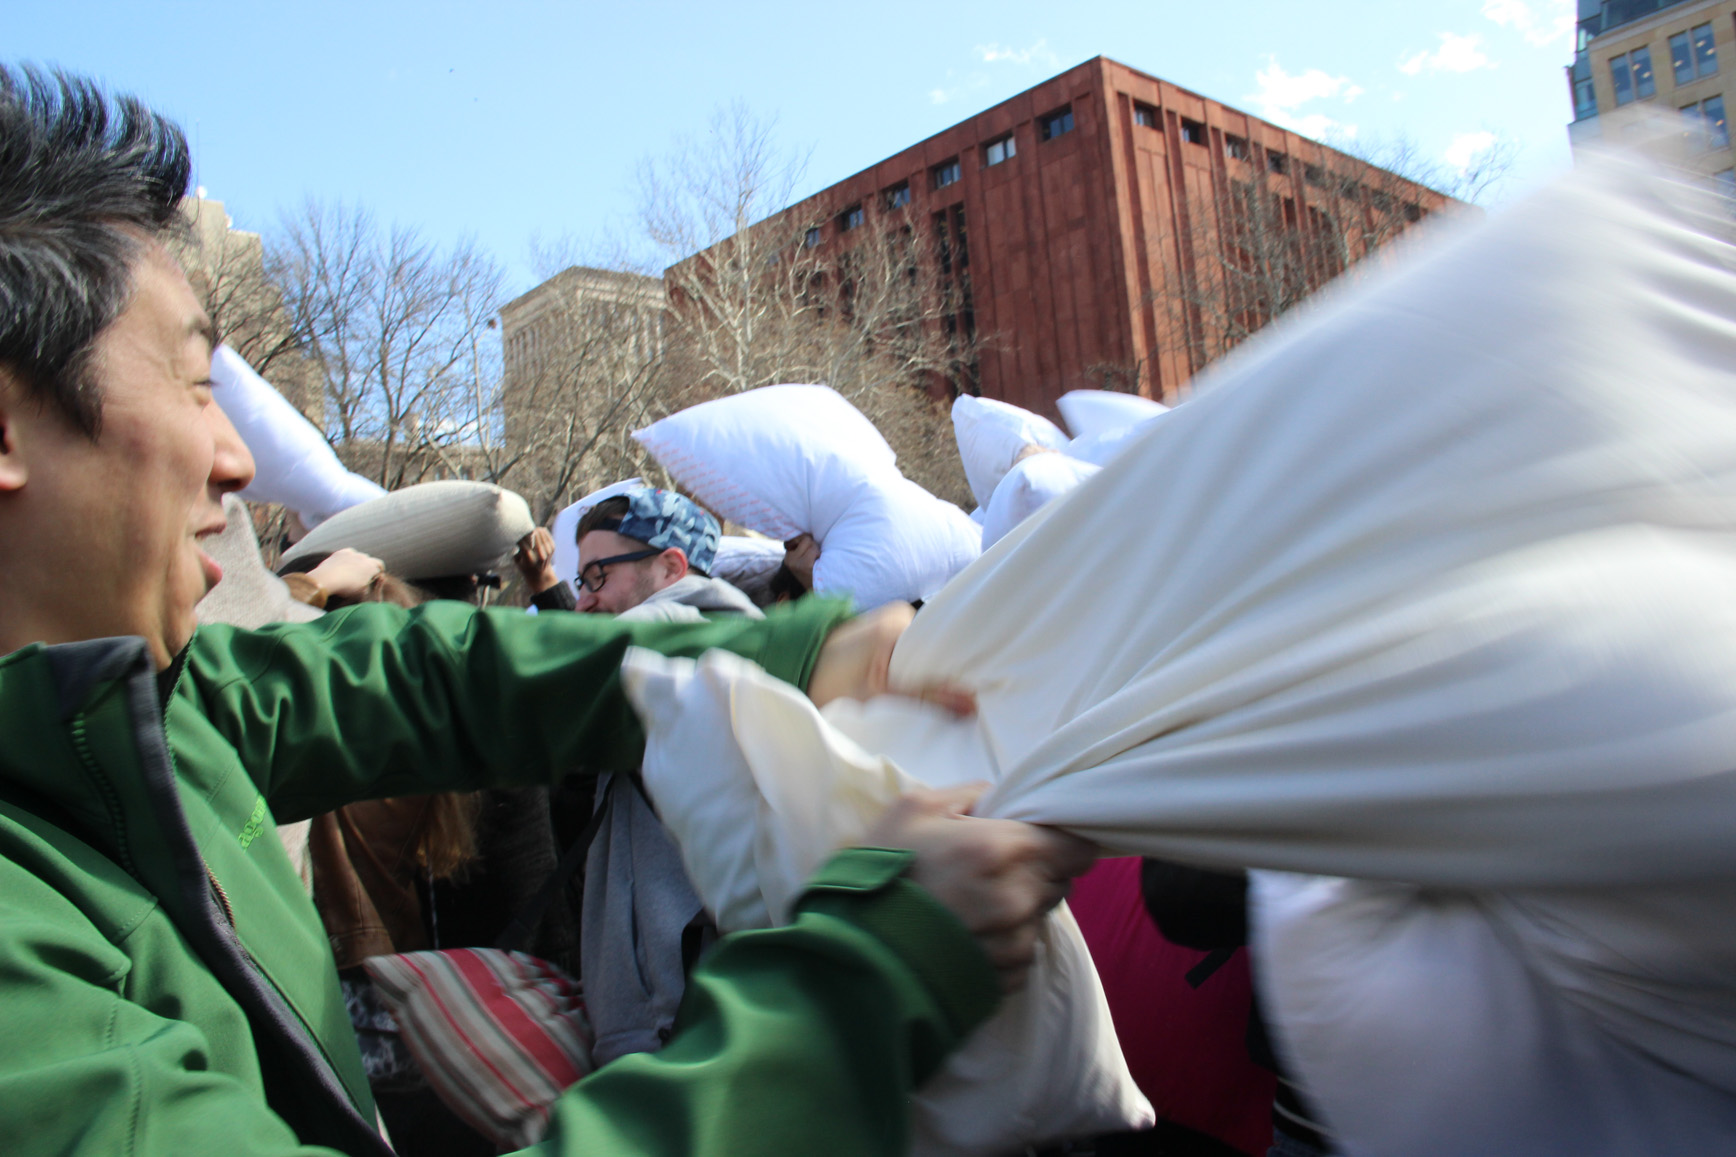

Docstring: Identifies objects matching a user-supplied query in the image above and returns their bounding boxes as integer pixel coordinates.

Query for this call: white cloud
[929,71,989,105]
[1246,57,1361,139]
[1445,130,1498,170]
[1482,0,1576,47]
[1398,32,1496,76]
[974,39,1060,69]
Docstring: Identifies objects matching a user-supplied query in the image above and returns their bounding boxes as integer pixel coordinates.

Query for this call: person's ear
[660,546,690,583]
[0,369,32,492]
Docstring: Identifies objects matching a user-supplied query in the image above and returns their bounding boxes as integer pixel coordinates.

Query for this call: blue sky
[6,1,1579,294]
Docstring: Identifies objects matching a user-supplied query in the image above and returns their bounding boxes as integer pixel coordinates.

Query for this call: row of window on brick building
[803,96,1420,251]
[1579,18,1730,149]
[804,104,1078,249]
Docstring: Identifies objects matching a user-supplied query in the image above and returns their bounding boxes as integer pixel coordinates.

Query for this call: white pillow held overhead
[980,451,1101,550]
[633,384,894,540]
[1054,389,1169,440]
[634,385,980,609]
[279,481,535,580]
[950,394,1071,508]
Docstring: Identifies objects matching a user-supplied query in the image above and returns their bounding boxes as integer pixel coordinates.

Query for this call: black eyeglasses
[578,549,658,593]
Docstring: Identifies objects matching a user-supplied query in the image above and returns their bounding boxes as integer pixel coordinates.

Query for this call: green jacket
[0,600,999,1156]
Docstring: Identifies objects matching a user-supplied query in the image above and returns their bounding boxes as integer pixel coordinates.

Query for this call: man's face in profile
[8,242,254,667]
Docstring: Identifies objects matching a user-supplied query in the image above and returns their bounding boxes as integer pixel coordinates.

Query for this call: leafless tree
[171,199,326,420]
[643,104,978,507]
[267,201,506,490]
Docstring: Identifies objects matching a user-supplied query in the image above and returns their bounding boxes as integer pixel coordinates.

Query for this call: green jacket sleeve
[181,597,852,821]
[519,848,1001,1157]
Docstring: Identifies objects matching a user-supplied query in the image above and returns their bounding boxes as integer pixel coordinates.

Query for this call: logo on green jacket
[238,795,267,849]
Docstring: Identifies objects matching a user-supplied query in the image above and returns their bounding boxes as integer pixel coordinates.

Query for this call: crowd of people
[5,61,1736,1157]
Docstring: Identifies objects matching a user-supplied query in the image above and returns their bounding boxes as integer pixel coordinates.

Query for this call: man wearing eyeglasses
[522,486,769,1066]
[514,487,762,621]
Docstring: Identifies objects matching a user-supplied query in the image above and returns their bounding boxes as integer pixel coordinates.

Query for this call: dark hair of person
[0,65,192,439]
[767,564,808,604]
[574,494,643,545]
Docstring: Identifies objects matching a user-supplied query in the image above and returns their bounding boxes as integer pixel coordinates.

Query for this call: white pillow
[1063,417,1167,467]
[549,478,646,591]
[635,386,979,609]
[809,477,981,609]
[211,344,387,526]
[622,648,1151,1156]
[951,395,1070,508]
[633,385,896,541]
[279,481,534,580]
[980,451,1100,549]
[1055,389,1169,440]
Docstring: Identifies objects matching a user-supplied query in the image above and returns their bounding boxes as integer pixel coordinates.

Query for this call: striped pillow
[364,948,595,1149]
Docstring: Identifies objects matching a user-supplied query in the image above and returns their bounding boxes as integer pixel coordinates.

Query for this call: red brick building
[677,56,1456,420]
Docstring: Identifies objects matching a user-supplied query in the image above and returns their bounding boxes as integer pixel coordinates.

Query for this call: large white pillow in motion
[647,148,1736,1156]
[279,481,534,580]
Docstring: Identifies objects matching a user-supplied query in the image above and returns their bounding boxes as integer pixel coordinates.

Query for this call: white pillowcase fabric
[631,149,1736,1156]
[621,647,1153,1156]
[869,150,1736,1155]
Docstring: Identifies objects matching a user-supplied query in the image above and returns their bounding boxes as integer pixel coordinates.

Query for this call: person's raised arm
[186,596,855,819]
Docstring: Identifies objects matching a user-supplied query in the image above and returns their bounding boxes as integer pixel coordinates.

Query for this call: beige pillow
[279,481,534,580]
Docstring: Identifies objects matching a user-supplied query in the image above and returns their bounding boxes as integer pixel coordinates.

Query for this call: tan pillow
[279,481,534,580]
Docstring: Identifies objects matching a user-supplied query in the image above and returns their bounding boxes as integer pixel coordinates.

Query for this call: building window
[803,226,821,249]
[1225,133,1250,161]
[1133,102,1158,128]
[1573,72,1599,119]
[1266,149,1289,176]
[1404,202,1423,223]
[1671,30,1692,84]
[1672,23,1718,83]
[1040,106,1075,141]
[1612,46,1656,105]
[932,158,961,189]
[1180,117,1206,145]
[883,182,910,210]
[984,133,1016,165]
[838,204,864,232]
[1304,162,1325,187]
[1685,93,1730,146]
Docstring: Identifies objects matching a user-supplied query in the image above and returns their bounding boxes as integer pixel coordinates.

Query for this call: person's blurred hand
[864,784,1097,992]
[305,548,384,602]
[807,603,976,716]
[513,527,560,594]
[783,533,821,590]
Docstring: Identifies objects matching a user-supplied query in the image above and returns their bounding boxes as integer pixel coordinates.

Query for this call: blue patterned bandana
[599,487,721,575]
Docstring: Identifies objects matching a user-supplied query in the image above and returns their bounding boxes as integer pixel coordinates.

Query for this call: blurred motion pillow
[278,480,534,581]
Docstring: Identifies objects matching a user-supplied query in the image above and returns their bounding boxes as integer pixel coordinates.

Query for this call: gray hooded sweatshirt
[580,573,761,1064]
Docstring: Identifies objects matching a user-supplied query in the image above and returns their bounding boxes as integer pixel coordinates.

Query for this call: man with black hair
[0,66,1091,1157]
